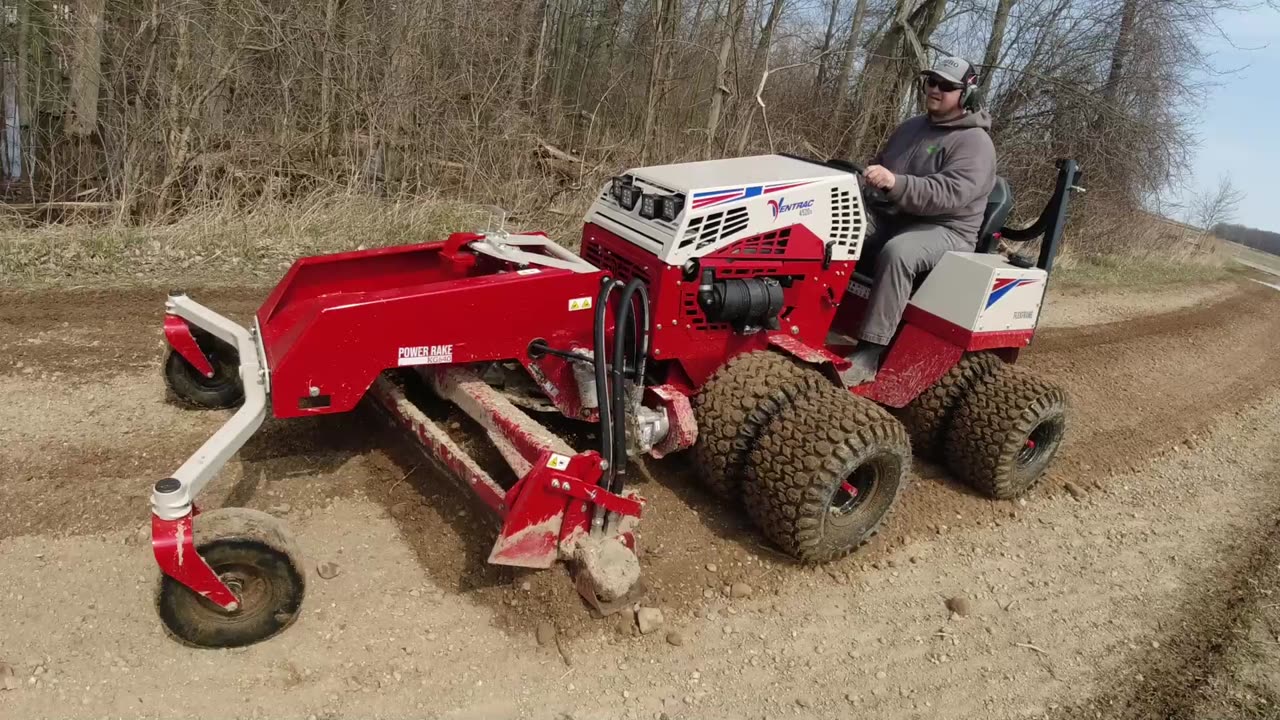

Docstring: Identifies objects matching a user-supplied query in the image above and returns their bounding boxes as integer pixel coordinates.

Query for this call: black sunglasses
[924,75,963,92]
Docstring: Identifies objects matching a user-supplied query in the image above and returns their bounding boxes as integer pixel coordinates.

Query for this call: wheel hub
[830,463,881,518]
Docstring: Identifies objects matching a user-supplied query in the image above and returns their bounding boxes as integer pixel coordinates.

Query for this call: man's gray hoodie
[874,109,997,240]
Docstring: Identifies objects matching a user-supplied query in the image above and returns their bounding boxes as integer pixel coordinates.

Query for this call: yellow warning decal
[568,297,594,312]
[547,453,571,470]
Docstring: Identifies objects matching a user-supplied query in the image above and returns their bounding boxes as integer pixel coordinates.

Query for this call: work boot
[840,342,885,387]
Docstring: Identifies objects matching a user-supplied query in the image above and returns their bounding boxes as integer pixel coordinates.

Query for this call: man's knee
[874,227,954,277]
[875,235,924,277]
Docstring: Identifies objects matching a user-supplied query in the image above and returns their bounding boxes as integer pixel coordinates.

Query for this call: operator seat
[974,177,1014,254]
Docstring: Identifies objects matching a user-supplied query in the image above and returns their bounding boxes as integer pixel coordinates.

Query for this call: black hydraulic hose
[610,278,650,498]
[593,278,618,490]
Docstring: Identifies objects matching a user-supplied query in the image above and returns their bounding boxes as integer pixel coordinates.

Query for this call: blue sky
[1179,5,1280,231]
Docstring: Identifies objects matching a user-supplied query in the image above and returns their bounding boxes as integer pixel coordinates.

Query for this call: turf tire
[744,385,911,563]
[692,351,830,499]
[944,363,1068,499]
[897,352,1000,460]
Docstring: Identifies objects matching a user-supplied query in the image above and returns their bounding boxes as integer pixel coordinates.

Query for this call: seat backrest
[975,177,1014,253]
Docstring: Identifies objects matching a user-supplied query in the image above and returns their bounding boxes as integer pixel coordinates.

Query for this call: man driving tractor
[842,55,997,386]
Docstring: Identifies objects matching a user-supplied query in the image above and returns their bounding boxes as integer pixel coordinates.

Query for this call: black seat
[975,177,1014,253]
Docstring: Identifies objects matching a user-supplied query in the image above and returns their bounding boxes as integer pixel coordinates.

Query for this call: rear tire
[897,352,1000,460]
[692,351,829,499]
[744,385,911,563]
[156,508,305,649]
[163,331,243,409]
[944,364,1068,499]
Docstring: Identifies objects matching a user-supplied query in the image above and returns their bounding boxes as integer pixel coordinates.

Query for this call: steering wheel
[831,160,896,213]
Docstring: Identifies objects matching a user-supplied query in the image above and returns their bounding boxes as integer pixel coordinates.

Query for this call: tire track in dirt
[1052,456,1280,720]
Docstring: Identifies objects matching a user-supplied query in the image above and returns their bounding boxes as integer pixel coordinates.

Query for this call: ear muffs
[960,61,980,111]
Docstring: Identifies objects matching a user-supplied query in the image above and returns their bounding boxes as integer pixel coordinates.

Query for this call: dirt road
[2,280,1279,720]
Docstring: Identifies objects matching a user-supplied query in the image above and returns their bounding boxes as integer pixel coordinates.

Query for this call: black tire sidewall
[816,444,905,553]
[164,343,244,409]
[157,539,304,649]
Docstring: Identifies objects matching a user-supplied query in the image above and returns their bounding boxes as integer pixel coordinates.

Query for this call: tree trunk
[1102,0,1139,104]
[66,0,107,139]
[831,0,867,113]
[746,0,786,98]
[814,0,842,97]
[845,0,945,159]
[319,0,342,154]
[979,0,1014,95]
[705,0,744,158]
[640,0,671,163]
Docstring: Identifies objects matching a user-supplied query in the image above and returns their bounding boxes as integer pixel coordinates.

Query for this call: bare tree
[1191,175,1245,230]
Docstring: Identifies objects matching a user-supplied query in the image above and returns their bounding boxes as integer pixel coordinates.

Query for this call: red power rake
[152,154,1083,647]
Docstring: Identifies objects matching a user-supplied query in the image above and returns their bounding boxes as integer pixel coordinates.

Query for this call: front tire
[744,385,911,563]
[944,364,1068,499]
[156,508,305,648]
[692,351,829,499]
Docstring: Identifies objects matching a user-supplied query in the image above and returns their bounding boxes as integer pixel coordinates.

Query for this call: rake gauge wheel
[156,508,305,649]
[163,331,244,409]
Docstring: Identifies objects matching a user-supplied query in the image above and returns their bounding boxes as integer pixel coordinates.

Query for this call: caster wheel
[156,508,304,648]
[163,331,244,409]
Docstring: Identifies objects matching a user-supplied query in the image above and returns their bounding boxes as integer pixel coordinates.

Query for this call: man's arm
[884,132,995,216]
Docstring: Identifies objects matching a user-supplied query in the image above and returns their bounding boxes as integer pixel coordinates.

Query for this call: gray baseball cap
[922,55,974,86]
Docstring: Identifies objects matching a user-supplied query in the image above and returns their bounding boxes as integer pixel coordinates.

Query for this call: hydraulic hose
[610,279,650,498]
[591,277,619,533]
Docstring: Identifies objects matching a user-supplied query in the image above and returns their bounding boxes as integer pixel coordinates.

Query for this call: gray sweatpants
[856,213,975,345]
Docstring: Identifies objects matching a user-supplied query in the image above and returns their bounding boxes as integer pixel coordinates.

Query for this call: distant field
[1225,240,1280,276]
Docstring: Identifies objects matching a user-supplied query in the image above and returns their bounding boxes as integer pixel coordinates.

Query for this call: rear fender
[164,315,215,378]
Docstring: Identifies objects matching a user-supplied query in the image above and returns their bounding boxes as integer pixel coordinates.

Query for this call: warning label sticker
[397,344,454,366]
[568,296,593,312]
[546,453,571,470]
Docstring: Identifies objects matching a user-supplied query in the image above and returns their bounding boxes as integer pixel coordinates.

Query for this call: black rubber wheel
[897,352,1000,460]
[744,384,911,563]
[157,508,305,648]
[163,331,243,409]
[944,363,1068,499]
[692,351,830,499]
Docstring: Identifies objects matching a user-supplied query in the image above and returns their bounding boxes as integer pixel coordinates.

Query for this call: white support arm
[151,294,270,520]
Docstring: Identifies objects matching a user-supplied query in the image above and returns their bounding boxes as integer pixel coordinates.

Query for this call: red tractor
[153,154,1083,647]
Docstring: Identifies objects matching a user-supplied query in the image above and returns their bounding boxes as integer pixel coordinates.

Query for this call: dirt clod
[0,662,16,691]
[268,503,292,515]
[945,596,972,617]
[730,582,753,599]
[666,630,684,647]
[316,561,341,579]
[705,563,718,573]
[637,607,664,635]
[535,622,556,646]
[1064,481,1087,500]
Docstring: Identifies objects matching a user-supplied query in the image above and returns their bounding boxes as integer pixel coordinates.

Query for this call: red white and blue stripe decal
[986,277,1039,308]
[692,181,814,210]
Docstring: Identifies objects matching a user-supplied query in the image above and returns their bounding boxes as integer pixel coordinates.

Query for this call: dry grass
[2,189,1236,291]
[0,193,573,288]
[1053,221,1231,289]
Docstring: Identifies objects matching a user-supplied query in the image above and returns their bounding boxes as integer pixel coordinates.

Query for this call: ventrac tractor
[151,153,1083,648]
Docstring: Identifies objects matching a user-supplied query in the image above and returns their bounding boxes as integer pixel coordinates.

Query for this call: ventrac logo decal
[397,344,453,366]
[985,278,1040,309]
[767,196,815,220]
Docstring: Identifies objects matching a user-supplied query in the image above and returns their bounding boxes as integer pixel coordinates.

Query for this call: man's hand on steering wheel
[863,165,897,192]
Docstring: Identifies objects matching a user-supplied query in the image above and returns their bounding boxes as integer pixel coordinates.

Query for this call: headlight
[618,184,642,211]
[660,194,685,222]
[639,194,659,219]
